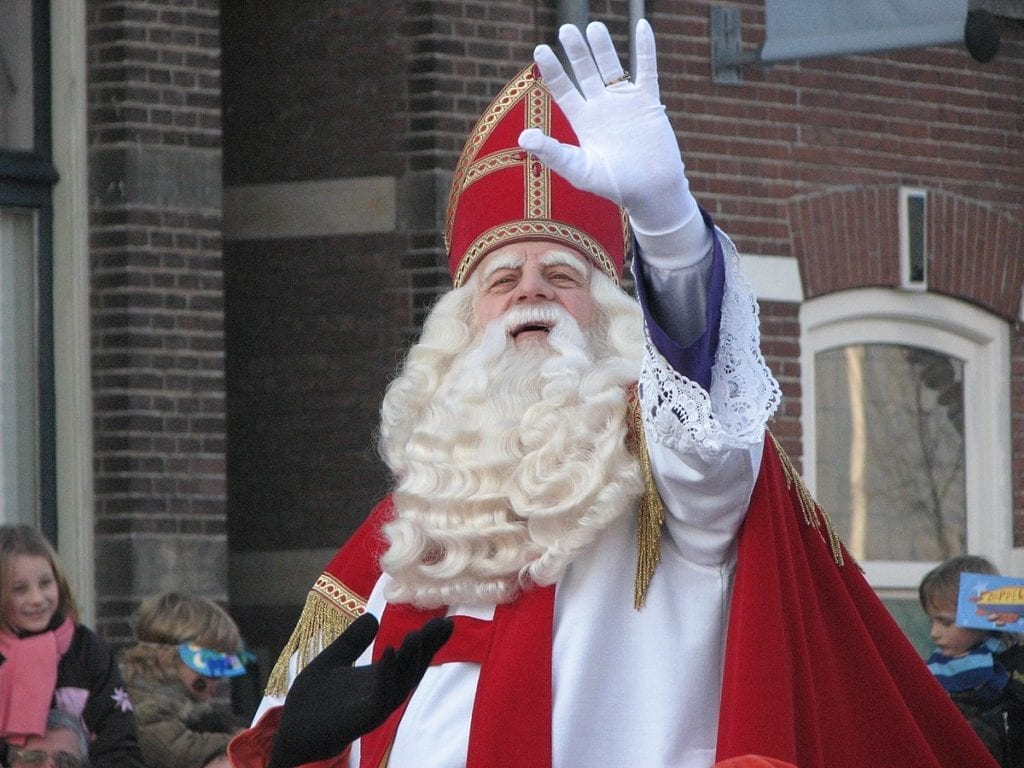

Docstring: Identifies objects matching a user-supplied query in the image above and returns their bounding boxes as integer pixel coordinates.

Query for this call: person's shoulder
[998,640,1024,678]
[368,496,396,528]
[993,638,1024,669]
[71,622,108,648]
[321,496,394,577]
[130,681,187,724]
[65,622,117,666]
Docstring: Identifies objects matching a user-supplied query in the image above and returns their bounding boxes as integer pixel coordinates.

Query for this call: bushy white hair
[377,267,645,608]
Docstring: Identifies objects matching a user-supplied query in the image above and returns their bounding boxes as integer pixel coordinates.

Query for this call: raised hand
[518,20,698,247]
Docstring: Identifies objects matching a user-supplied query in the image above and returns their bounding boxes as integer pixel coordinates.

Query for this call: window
[0,0,56,535]
[0,0,35,151]
[815,343,965,562]
[802,288,1012,652]
[900,187,927,289]
[0,209,40,521]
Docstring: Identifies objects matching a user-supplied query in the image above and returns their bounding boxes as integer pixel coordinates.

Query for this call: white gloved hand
[519,20,709,266]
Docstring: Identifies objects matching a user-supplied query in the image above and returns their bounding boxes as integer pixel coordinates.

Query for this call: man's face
[471,241,593,344]
[11,727,85,768]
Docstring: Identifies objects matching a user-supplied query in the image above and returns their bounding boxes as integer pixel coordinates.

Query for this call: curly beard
[377,274,645,609]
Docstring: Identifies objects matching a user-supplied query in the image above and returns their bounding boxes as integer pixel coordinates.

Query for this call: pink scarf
[0,616,75,746]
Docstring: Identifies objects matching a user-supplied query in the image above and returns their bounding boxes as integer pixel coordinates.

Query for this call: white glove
[518,20,710,267]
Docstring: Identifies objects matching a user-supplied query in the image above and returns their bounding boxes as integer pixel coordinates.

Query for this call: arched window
[801,288,1012,650]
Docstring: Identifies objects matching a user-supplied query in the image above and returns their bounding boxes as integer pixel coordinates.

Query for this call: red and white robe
[229,230,996,768]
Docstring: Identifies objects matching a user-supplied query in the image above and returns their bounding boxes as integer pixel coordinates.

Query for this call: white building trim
[801,288,1013,589]
[51,0,95,625]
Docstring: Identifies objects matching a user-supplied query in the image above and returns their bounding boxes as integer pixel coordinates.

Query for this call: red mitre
[444,64,631,288]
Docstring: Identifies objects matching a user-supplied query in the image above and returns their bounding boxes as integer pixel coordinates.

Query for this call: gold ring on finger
[603,71,631,87]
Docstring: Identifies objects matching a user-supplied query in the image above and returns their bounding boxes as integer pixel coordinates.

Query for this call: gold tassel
[627,387,666,610]
[768,432,846,567]
[264,573,366,697]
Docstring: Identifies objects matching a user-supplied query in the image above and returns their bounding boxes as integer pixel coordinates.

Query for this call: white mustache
[499,304,587,354]
[445,304,591,400]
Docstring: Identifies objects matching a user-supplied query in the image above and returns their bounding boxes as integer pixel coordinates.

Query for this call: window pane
[0,0,34,151]
[0,208,39,524]
[815,344,965,562]
[906,193,926,283]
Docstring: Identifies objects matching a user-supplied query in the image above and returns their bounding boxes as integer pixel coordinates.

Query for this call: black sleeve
[67,626,147,768]
[999,643,1024,703]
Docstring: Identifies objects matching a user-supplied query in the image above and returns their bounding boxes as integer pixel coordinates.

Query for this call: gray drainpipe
[555,0,645,76]
[627,0,645,73]
[557,0,588,30]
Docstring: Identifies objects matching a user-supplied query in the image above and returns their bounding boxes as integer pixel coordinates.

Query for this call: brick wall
[220,2,416,665]
[645,1,1023,533]
[221,0,626,574]
[220,3,407,184]
[646,2,1024,252]
[87,0,225,645]
[223,236,404,553]
[760,301,803,464]
[221,2,409,559]
[214,0,1024,676]
[791,186,1024,316]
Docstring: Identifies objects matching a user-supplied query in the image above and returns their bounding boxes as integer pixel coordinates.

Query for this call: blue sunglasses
[178,641,255,678]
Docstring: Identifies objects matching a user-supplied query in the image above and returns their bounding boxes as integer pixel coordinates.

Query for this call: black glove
[266,613,454,768]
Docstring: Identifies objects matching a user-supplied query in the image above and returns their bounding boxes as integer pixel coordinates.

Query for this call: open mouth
[510,322,553,339]
[502,305,564,342]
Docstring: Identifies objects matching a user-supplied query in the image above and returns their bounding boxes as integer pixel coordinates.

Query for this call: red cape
[717,435,997,767]
[232,434,997,768]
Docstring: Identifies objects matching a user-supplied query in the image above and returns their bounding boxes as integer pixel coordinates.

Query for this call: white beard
[378,294,645,609]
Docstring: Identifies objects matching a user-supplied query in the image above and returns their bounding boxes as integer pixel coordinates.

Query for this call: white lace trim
[638,228,781,457]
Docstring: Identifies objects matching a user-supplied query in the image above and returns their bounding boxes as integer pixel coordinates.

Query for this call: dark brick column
[86,0,225,645]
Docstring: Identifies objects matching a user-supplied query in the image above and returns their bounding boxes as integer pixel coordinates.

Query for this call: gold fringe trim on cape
[627,386,665,610]
[768,432,845,567]
[265,572,367,697]
[623,408,847,609]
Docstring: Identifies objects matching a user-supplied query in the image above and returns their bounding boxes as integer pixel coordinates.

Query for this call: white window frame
[801,288,1013,589]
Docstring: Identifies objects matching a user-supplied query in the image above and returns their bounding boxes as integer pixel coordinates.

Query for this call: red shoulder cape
[716,435,997,767]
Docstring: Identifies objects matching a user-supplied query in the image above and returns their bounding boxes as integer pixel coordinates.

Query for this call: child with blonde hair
[0,524,144,768]
[120,590,252,768]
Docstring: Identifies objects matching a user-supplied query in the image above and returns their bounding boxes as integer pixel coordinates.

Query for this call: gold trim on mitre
[462,148,526,189]
[453,220,621,288]
[444,67,536,255]
[264,572,367,697]
[445,64,629,288]
[525,82,552,222]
